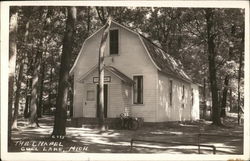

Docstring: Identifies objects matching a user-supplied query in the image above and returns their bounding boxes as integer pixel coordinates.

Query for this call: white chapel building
[69,21,200,122]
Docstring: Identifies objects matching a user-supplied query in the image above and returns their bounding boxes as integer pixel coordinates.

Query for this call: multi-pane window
[133,76,143,104]
[110,29,119,55]
[182,85,185,100]
[86,90,95,101]
[169,80,173,106]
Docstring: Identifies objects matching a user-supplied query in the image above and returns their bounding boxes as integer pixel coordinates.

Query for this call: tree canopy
[9,6,245,134]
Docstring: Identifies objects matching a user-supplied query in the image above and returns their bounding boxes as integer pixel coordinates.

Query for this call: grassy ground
[10,113,243,154]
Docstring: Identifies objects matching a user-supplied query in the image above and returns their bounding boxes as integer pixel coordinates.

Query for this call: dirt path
[10,114,243,154]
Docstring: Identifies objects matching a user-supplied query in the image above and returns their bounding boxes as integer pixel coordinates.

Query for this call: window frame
[182,85,185,100]
[182,85,185,108]
[169,80,173,107]
[109,29,119,56]
[133,75,143,105]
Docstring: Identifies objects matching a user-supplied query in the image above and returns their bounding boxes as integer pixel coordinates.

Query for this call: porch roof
[105,66,135,85]
[79,65,134,85]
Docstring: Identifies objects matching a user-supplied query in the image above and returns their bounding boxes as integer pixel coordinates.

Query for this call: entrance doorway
[96,84,108,118]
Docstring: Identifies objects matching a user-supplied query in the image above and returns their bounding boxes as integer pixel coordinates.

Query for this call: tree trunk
[237,54,243,124]
[52,7,76,137]
[237,31,244,124]
[96,7,107,25]
[48,66,53,112]
[37,62,45,117]
[97,17,112,132]
[48,49,55,113]
[220,75,229,113]
[11,62,24,129]
[28,7,51,126]
[203,78,207,118]
[205,9,222,126]
[220,25,235,120]
[8,8,18,145]
[229,88,232,112]
[69,77,74,117]
[12,19,30,129]
[29,49,42,127]
[24,46,35,118]
[24,78,31,118]
[87,6,91,35]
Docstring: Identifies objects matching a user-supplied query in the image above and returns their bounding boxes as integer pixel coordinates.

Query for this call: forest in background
[8,6,244,137]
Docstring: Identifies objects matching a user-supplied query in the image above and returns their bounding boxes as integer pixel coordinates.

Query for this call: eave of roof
[69,25,106,75]
[105,66,135,85]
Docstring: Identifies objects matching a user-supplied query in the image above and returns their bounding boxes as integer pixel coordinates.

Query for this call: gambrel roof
[70,20,192,83]
[139,35,192,82]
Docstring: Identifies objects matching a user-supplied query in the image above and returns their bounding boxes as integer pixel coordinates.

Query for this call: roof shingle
[140,34,192,82]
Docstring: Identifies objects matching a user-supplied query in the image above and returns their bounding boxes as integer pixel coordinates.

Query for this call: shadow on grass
[9,114,243,154]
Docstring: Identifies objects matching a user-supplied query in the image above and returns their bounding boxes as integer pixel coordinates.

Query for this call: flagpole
[98,17,112,132]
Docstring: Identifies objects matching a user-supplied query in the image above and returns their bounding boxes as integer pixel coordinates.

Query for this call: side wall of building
[191,84,200,120]
[156,72,194,121]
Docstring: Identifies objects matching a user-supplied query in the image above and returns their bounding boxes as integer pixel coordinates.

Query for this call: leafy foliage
[10,6,244,129]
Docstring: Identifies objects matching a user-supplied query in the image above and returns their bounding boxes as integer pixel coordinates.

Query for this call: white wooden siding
[82,69,125,118]
[157,72,195,121]
[121,83,132,116]
[108,83,124,118]
[130,73,157,122]
[191,84,200,120]
[73,80,84,118]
